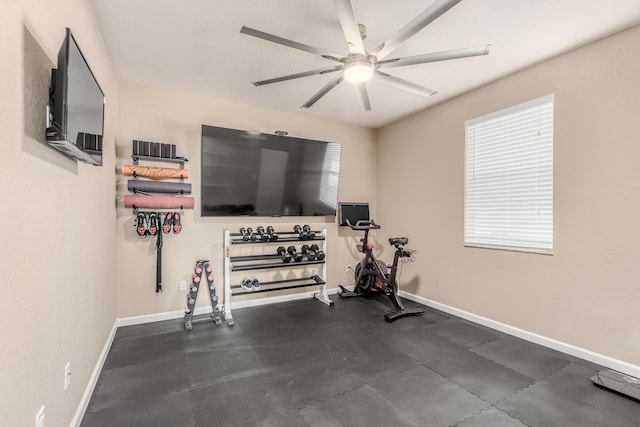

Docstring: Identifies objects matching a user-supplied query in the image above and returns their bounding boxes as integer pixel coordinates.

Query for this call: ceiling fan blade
[302,75,344,109]
[354,83,371,111]
[378,44,490,68]
[241,26,344,62]
[333,0,366,54]
[376,71,438,98]
[252,66,343,86]
[372,0,463,60]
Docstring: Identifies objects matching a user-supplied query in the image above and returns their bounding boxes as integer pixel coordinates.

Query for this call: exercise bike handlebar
[346,219,381,230]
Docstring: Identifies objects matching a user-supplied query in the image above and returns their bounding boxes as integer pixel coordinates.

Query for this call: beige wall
[0,0,118,426]
[116,80,377,318]
[378,25,640,366]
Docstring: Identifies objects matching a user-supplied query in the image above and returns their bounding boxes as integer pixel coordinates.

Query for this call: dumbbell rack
[223,228,332,325]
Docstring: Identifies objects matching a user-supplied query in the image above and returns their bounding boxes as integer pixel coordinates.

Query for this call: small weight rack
[223,227,332,325]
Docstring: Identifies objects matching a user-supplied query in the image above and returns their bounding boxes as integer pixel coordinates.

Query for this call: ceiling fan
[240,0,490,111]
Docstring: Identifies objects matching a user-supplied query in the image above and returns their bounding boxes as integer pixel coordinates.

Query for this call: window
[319,143,341,208]
[465,95,554,254]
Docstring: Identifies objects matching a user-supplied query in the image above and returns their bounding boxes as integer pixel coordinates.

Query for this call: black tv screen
[47,28,105,166]
[201,125,341,217]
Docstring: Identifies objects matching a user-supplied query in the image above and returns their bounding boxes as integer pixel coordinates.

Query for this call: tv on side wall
[46,28,105,166]
[201,125,341,217]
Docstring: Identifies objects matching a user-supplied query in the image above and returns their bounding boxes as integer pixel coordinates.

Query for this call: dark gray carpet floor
[81,296,640,426]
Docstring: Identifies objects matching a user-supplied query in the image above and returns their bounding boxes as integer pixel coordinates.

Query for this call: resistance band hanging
[134,211,183,293]
[155,225,163,293]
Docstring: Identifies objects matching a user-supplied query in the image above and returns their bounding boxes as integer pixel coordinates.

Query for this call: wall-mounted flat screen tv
[201,125,341,217]
[46,28,105,166]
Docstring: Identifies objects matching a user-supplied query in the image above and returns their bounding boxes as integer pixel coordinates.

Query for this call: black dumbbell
[301,244,316,261]
[287,246,303,262]
[277,246,292,263]
[293,224,305,240]
[239,227,250,241]
[303,224,315,240]
[310,244,325,261]
[266,226,278,241]
[246,227,257,241]
[240,278,261,290]
[241,278,254,290]
[256,226,268,241]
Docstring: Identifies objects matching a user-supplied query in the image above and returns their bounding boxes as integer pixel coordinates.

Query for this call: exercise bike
[338,219,425,322]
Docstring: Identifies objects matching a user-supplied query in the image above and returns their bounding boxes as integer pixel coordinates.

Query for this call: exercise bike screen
[338,202,370,226]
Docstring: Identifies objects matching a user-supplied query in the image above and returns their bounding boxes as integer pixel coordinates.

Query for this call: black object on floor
[81,297,640,427]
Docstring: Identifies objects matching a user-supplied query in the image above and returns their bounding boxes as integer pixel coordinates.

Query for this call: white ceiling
[90,0,640,128]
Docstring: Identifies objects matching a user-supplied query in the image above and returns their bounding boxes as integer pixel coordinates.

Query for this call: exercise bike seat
[389,237,408,246]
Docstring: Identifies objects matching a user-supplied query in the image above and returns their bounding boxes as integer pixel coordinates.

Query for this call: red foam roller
[124,194,195,209]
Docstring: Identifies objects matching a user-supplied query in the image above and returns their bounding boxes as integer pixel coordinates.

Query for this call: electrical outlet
[179,280,187,291]
[64,362,71,391]
[35,405,45,427]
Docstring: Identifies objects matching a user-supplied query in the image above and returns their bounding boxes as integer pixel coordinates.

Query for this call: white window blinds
[465,95,554,254]
[320,143,341,208]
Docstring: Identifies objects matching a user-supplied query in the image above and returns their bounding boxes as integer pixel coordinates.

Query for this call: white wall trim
[400,291,640,378]
[70,320,118,427]
[118,308,195,327]
[117,287,341,327]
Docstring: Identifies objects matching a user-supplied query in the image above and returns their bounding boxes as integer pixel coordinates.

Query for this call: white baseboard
[400,291,640,379]
[117,287,341,327]
[70,320,118,427]
[117,308,194,327]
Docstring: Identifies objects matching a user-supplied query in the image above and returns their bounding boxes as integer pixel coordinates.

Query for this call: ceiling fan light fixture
[343,60,374,84]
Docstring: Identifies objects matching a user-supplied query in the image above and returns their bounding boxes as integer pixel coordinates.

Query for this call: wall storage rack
[124,143,193,293]
[123,149,194,214]
[131,154,187,169]
[223,228,332,325]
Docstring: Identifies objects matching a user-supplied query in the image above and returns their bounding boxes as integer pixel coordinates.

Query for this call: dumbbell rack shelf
[231,259,326,271]
[231,275,326,297]
[223,228,332,325]
[230,236,325,244]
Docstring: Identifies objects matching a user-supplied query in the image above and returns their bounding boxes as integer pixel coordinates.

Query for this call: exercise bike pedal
[337,285,360,298]
[384,307,425,322]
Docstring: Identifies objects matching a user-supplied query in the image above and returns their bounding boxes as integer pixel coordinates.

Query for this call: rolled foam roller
[122,164,189,180]
[128,180,192,195]
[124,194,194,209]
